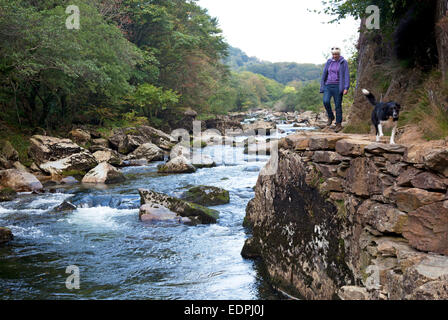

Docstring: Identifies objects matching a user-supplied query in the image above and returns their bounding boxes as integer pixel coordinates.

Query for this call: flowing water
[0,123,312,300]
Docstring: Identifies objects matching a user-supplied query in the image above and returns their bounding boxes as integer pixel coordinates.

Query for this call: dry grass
[399,71,448,140]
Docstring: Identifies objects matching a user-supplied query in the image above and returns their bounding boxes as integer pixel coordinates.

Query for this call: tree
[130,84,180,120]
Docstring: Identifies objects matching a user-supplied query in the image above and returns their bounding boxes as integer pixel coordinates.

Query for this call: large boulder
[139,204,178,222]
[191,153,216,169]
[92,149,122,166]
[108,126,176,154]
[0,227,13,244]
[68,129,91,145]
[205,116,243,135]
[29,135,82,164]
[82,162,126,184]
[0,187,17,202]
[158,156,196,174]
[39,150,98,176]
[170,144,190,159]
[0,140,19,169]
[125,143,164,162]
[139,189,219,224]
[182,186,230,206]
[0,169,43,192]
[242,120,276,135]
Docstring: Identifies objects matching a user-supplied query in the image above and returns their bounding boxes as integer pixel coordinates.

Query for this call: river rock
[61,176,79,185]
[205,117,243,135]
[29,135,82,164]
[0,169,43,192]
[182,186,230,206]
[125,143,164,162]
[191,154,216,169]
[139,189,219,224]
[121,159,148,167]
[338,286,369,300]
[93,149,122,166]
[0,140,19,169]
[39,151,98,176]
[0,188,17,202]
[158,156,196,174]
[91,138,109,148]
[53,201,77,212]
[139,204,178,222]
[108,126,176,154]
[0,227,13,244]
[12,161,28,172]
[403,201,448,255]
[82,163,126,184]
[170,144,190,159]
[242,120,276,135]
[69,129,91,145]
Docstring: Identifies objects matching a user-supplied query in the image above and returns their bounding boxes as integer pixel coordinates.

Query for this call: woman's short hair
[331,46,341,55]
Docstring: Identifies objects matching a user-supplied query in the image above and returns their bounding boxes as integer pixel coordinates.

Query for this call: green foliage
[130,83,180,119]
[225,46,323,84]
[295,81,323,112]
[317,0,409,27]
[0,0,230,132]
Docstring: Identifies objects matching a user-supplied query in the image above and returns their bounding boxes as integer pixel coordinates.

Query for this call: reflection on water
[0,124,310,300]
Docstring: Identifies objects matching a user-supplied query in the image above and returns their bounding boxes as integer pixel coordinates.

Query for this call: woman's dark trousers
[323,84,343,124]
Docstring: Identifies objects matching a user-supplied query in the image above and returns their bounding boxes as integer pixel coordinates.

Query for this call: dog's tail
[362,89,377,106]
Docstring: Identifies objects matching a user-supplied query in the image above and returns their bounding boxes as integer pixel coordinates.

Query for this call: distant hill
[224,46,323,85]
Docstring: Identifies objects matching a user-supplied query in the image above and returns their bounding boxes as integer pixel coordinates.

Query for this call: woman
[320,46,350,132]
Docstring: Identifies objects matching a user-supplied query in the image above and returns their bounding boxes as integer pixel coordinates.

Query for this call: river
[0,123,311,299]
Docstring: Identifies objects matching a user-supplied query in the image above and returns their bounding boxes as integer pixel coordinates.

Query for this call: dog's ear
[396,103,401,110]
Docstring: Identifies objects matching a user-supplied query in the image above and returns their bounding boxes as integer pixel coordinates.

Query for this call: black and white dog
[362,89,401,144]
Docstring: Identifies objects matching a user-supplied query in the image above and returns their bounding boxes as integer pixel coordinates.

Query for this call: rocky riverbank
[243,131,448,300]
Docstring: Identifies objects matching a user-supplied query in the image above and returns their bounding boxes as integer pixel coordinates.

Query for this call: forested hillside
[0,0,327,140]
[0,0,229,132]
[225,46,323,84]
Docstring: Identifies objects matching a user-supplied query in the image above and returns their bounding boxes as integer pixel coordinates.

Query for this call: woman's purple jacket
[320,56,350,94]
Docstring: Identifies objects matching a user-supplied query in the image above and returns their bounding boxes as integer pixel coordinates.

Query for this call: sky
[197,0,360,64]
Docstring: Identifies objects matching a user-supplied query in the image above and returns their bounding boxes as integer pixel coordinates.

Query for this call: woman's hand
[343,89,348,95]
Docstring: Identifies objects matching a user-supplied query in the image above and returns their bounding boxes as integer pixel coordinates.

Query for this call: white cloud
[197,0,360,64]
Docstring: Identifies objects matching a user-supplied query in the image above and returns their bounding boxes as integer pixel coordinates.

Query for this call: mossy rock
[183,186,230,206]
[61,170,87,180]
[0,188,17,202]
[138,188,219,224]
[0,227,13,243]
[182,202,219,224]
